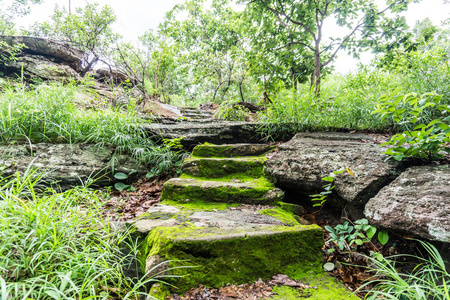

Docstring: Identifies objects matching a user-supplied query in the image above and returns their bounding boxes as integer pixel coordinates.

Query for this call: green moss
[140,225,324,295]
[182,156,266,179]
[191,143,234,158]
[160,177,282,204]
[160,200,239,211]
[259,208,300,226]
[276,201,306,216]
[270,275,359,300]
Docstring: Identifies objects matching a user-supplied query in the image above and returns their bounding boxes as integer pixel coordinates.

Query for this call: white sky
[9,0,450,73]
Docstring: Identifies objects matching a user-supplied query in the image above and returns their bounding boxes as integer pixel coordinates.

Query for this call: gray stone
[364,165,450,243]
[4,54,82,82]
[144,121,261,149]
[188,210,285,228]
[130,219,180,235]
[0,35,84,70]
[265,132,405,216]
[0,143,147,190]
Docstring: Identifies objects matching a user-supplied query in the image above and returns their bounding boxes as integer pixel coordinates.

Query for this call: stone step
[130,203,323,297]
[160,177,284,204]
[181,156,266,178]
[192,143,274,158]
[144,121,261,148]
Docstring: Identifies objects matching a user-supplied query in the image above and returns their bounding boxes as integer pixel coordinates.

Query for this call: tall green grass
[360,241,450,300]
[0,82,185,177]
[259,51,450,140]
[258,71,396,140]
[0,168,172,299]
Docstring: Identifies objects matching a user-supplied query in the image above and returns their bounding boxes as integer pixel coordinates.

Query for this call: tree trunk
[311,45,321,97]
[239,82,245,102]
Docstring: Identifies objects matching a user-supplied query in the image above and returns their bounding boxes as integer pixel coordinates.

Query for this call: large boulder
[0,35,84,71]
[265,132,405,217]
[364,165,450,243]
[0,143,147,190]
[4,54,82,82]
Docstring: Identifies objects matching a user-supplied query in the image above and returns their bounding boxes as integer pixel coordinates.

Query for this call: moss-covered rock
[192,143,274,158]
[182,156,266,178]
[270,275,359,300]
[143,224,324,295]
[160,177,283,204]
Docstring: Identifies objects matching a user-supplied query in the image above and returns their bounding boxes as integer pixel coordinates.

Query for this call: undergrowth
[0,168,174,299]
[0,82,186,177]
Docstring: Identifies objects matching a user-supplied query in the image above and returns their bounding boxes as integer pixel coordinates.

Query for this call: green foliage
[161,0,250,104]
[33,2,121,75]
[0,170,166,299]
[373,92,450,161]
[0,83,184,177]
[0,0,42,35]
[325,219,389,253]
[214,103,251,121]
[259,79,390,140]
[360,240,450,300]
[310,169,345,208]
[245,0,416,95]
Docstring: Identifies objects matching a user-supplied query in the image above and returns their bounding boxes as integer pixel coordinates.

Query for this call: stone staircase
[129,143,359,299]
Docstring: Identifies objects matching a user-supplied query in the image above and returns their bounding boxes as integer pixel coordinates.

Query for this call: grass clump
[0,169,169,299]
[0,82,186,177]
[360,240,450,300]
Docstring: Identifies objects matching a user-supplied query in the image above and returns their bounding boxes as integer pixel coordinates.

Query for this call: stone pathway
[128,143,358,299]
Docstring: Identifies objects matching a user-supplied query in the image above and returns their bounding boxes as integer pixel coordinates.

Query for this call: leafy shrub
[373,92,450,161]
[325,219,389,253]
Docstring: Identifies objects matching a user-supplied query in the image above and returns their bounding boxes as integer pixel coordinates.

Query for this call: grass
[259,50,450,140]
[0,166,172,299]
[359,241,450,300]
[0,81,186,178]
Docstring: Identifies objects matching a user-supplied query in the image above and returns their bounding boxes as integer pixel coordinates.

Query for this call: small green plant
[214,103,251,121]
[114,171,136,191]
[373,92,450,161]
[325,218,389,253]
[310,168,354,208]
[359,240,450,300]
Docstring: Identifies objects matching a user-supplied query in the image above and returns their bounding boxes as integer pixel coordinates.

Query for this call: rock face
[364,165,450,243]
[1,35,84,81]
[265,132,405,217]
[0,143,147,190]
[0,35,84,70]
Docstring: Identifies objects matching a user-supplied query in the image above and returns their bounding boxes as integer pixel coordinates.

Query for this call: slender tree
[246,0,419,96]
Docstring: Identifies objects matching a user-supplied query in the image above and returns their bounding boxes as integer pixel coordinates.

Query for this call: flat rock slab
[130,204,287,235]
[192,143,274,157]
[143,223,324,295]
[182,156,266,178]
[365,165,450,242]
[160,177,283,204]
[0,143,147,189]
[144,121,261,148]
[265,132,404,212]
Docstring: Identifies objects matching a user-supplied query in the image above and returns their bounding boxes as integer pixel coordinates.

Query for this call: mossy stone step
[181,156,266,178]
[160,177,283,204]
[192,143,274,158]
[142,224,324,296]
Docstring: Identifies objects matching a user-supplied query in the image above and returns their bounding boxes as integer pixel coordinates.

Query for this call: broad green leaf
[378,231,389,245]
[114,172,128,180]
